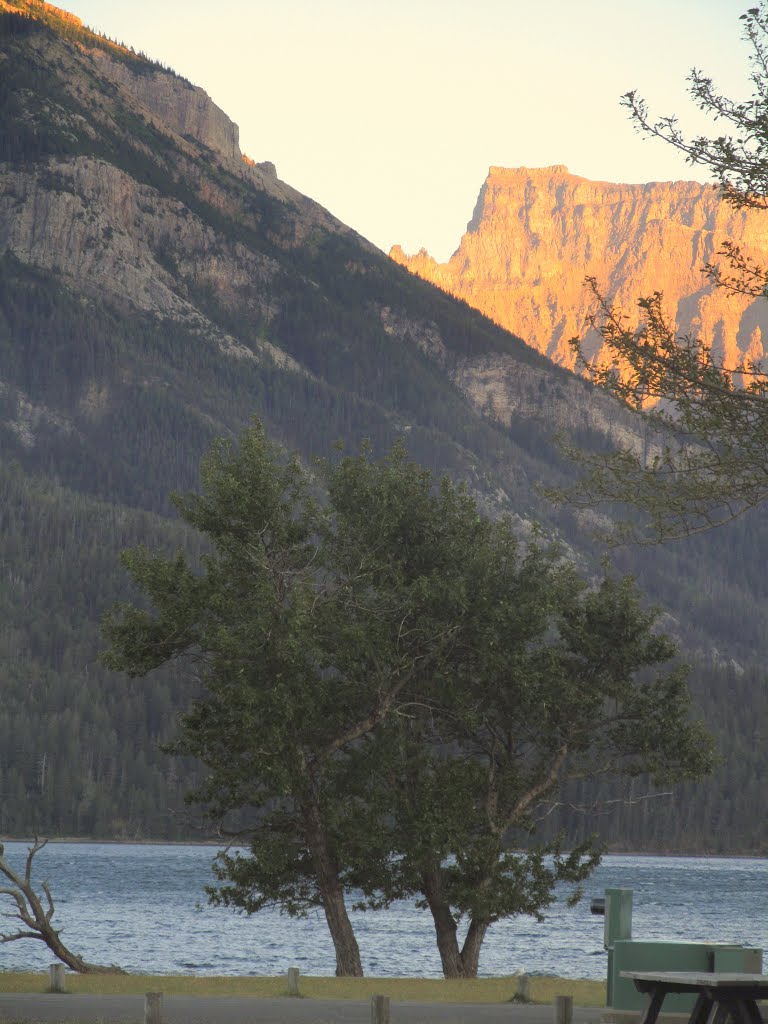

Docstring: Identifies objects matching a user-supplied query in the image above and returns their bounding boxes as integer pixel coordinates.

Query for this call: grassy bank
[0,972,606,1005]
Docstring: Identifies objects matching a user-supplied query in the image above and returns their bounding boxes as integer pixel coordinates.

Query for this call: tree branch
[0,840,125,974]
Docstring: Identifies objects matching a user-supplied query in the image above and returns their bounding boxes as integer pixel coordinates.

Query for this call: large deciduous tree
[102,423,427,976]
[102,421,714,977]
[562,5,768,542]
[320,451,714,977]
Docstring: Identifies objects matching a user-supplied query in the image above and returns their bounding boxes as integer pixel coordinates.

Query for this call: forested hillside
[0,0,765,852]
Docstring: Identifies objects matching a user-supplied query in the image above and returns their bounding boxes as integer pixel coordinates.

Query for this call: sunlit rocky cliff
[391,165,768,371]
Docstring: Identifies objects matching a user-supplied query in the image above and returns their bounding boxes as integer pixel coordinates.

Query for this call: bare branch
[507,743,569,826]
[535,790,674,823]
[25,838,47,886]
[0,840,125,974]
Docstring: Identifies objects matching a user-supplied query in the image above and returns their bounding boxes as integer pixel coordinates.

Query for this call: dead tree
[0,838,125,973]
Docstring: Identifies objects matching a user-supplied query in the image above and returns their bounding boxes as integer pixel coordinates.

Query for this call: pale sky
[63,0,750,262]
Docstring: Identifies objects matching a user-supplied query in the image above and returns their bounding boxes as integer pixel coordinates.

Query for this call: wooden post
[48,963,66,993]
[287,966,300,997]
[371,994,390,1024]
[518,974,531,1002]
[145,991,163,1024]
[554,994,574,1024]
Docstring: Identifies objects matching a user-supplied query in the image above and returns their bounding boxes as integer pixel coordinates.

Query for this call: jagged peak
[390,244,436,264]
[487,164,572,178]
[484,163,711,193]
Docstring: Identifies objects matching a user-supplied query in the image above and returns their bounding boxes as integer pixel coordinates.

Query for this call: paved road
[0,993,604,1024]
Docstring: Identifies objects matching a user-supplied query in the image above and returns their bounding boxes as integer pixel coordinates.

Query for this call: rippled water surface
[0,844,765,978]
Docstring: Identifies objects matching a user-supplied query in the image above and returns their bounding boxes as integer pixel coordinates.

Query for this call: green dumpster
[593,887,763,1014]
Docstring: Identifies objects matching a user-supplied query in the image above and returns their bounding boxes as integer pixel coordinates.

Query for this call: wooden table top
[621,972,768,989]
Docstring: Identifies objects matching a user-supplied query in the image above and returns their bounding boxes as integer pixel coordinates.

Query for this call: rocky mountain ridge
[2,0,247,174]
[391,165,768,371]
[0,2,632,464]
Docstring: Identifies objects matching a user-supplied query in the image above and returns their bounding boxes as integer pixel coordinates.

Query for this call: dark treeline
[2,438,767,850]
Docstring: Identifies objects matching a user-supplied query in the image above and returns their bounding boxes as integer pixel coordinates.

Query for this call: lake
[0,844,765,978]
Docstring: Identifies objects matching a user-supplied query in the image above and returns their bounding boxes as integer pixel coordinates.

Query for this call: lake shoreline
[2,836,766,859]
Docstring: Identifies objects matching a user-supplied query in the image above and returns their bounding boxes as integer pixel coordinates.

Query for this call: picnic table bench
[622,971,768,1024]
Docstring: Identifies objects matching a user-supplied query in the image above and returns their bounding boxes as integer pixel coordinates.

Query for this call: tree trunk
[459,917,490,978]
[36,930,122,974]
[421,866,466,978]
[303,798,364,976]
[421,867,491,978]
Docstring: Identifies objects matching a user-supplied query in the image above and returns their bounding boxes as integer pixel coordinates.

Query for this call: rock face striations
[391,165,768,371]
[0,0,360,332]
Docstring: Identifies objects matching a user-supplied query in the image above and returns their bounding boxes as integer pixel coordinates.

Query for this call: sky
[62,0,752,262]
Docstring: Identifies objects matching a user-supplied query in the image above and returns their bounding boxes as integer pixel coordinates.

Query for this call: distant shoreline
[1,837,765,859]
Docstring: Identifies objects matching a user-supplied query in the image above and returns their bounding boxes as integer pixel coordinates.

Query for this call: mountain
[0,3,625,508]
[391,165,768,370]
[0,0,766,852]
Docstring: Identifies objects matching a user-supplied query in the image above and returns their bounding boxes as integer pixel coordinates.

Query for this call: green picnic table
[622,971,768,1024]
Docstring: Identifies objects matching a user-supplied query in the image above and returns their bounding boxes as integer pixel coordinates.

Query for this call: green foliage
[562,5,768,541]
[102,424,714,977]
[331,504,714,974]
